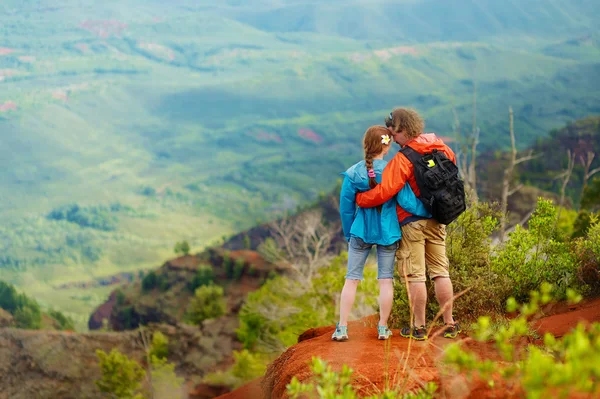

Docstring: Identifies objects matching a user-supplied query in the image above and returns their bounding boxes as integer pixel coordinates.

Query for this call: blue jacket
[340,159,430,245]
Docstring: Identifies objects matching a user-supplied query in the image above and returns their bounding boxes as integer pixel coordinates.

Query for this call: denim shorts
[346,237,398,280]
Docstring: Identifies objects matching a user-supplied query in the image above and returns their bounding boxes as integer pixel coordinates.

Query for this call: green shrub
[202,350,268,390]
[142,272,169,292]
[573,215,600,295]
[149,331,169,360]
[48,309,75,331]
[148,355,185,398]
[115,289,126,305]
[185,284,226,325]
[443,284,598,398]
[223,252,234,278]
[174,240,190,255]
[0,280,42,329]
[142,272,158,292]
[581,177,600,211]
[47,203,117,231]
[237,253,378,352]
[493,199,578,301]
[187,265,215,291]
[233,258,245,280]
[572,210,594,238]
[13,305,42,329]
[96,348,145,399]
[231,349,267,383]
[390,202,507,327]
[287,357,437,399]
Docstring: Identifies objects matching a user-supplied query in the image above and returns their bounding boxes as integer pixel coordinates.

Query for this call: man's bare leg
[434,277,455,325]
[408,281,427,327]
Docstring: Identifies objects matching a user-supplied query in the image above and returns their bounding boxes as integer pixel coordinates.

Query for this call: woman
[333,125,429,341]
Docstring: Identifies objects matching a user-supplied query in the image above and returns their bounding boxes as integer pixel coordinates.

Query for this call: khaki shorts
[396,219,450,282]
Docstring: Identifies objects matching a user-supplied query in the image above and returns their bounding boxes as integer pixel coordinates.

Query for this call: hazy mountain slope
[212,0,600,42]
[1,0,599,322]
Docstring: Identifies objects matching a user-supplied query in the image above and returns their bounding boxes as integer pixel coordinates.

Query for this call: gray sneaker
[377,325,393,340]
[332,323,349,341]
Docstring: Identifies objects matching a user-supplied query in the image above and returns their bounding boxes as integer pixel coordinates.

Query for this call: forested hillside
[1,0,599,323]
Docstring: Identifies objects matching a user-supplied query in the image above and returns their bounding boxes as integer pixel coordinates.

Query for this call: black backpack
[400,146,466,225]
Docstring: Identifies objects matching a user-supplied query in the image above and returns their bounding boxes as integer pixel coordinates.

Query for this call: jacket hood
[405,133,448,154]
[342,159,386,191]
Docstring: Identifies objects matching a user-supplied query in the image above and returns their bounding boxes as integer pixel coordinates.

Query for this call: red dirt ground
[216,298,600,399]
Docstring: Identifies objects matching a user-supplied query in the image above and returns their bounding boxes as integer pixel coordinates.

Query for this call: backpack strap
[399,145,422,166]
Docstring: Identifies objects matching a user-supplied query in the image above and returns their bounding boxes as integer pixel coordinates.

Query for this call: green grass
[1,0,599,325]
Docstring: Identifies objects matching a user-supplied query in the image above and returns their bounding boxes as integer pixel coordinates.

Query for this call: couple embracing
[333,107,464,342]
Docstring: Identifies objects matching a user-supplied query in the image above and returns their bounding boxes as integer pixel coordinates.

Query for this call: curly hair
[384,108,424,139]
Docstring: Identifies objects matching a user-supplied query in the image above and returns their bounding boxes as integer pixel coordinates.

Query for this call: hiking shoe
[377,325,393,340]
[400,325,428,341]
[443,322,462,339]
[332,323,348,341]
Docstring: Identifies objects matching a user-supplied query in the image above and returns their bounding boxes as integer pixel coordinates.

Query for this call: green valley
[1,0,600,327]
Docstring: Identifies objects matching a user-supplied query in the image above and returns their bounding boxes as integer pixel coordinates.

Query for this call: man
[356,107,461,340]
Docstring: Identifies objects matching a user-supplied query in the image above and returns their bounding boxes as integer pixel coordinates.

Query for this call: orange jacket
[356,133,456,224]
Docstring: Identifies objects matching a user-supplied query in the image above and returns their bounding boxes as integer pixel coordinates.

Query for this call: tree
[499,107,539,241]
[0,280,42,329]
[243,234,251,250]
[259,210,338,283]
[581,177,600,211]
[185,284,226,325]
[579,152,600,206]
[555,149,576,226]
[142,272,158,291]
[187,265,215,291]
[140,330,185,399]
[174,241,190,256]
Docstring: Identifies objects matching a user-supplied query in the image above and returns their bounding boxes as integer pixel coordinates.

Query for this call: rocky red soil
[218,298,600,399]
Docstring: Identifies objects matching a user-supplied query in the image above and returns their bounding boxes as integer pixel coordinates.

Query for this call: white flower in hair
[381,135,391,145]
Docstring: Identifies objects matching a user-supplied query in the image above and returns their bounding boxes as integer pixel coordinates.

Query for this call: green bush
[149,331,169,360]
[237,253,378,352]
[202,349,268,390]
[223,252,234,278]
[243,234,252,250]
[443,284,598,398]
[493,199,578,301]
[96,334,184,399]
[174,240,190,255]
[142,272,158,292]
[231,349,267,383]
[47,203,117,231]
[233,258,245,280]
[48,309,75,331]
[287,357,437,399]
[185,284,227,325]
[187,265,215,291]
[0,280,42,329]
[390,202,508,327]
[115,289,126,305]
[96,348,146,399]
[142,272,169,292]
[573,215,600,295]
